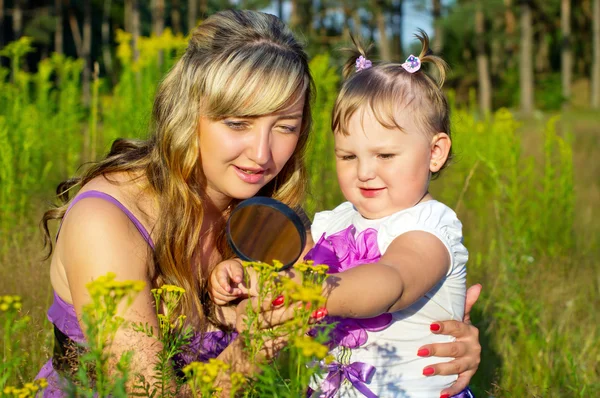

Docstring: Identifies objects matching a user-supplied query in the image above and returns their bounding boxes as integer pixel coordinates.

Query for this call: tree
[561,0,572,107]
[55,0,63,54]
[520,0,534,116]
[476,3,491,115]
[152,0,165,66]
[171,0,182,34]
[1,0,5,49]
[372,0,392,60]
[102,0,114,84]
[13,0,24,39]
[592,0,600,108]
[188,0,197,33]
[432,0,443,52]
[131,0,140,63]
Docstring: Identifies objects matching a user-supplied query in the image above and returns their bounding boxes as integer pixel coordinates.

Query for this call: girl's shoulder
[310,202,357,241]
[378,200,468,272]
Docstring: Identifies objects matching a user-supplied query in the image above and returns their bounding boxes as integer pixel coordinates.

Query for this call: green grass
[1,33,599,396]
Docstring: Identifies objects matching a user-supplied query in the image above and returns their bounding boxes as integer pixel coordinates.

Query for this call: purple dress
[35,190,237,397]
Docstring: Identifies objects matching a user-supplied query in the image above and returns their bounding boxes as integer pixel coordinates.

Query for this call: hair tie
[401,54,421,73]
[355,55,372,72]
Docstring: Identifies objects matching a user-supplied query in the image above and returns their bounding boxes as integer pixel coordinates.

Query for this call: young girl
[211,32,474,398]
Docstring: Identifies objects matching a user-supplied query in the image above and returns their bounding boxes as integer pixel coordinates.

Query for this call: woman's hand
[417,284,482,397]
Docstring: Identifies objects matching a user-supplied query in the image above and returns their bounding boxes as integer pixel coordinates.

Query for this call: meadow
[0,31,599,397]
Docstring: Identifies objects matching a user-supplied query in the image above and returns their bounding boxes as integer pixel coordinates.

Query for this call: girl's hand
[209,259,245,305]
[417,284,482,397]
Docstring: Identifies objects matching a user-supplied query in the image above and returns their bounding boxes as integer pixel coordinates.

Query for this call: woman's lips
[233,165,266,184]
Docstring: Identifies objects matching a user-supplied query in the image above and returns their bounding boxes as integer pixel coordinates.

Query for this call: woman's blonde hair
[42,10,313,329]
[333,30,451,178]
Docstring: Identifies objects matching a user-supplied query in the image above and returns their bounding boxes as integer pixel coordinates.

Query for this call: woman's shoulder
[311,202,356,241]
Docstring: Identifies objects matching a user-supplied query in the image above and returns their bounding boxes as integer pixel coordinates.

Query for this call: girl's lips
[359,187,386,198]
[233,165,266,184]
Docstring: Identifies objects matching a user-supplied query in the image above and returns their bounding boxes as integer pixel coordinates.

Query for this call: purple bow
[306,226,381,274]
[320,361,378,398]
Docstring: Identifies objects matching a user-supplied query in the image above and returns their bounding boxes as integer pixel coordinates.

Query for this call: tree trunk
[504,0,516,69]
[152,0,165,66]
[278,0,284,20]
[83,0,92,105]
[372,0,391,60]
[152,0,165,37]
[0,0,4,49]
[199,0,207,20]
[561,0,572,106]
[393,0,404,60]
[188,0,197,32]
[54,0,63,54]
[476,4,491,116]
[13,0,23,39]
[519,0,534,116]
[102,0,115,85]
[125,0,132,33]
[132,0,140,63]
[593,0,600,108]
[432,0,443,52]
[171,0,182,34]
[535,26,550,73]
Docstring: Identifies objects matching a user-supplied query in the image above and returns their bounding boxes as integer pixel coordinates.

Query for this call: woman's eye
[340,155,356,161]
[224,120,248,130]
[277,125,298,134]
[378,153,395,159]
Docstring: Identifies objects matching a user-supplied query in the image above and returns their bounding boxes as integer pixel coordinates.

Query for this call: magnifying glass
[226,197,307,271]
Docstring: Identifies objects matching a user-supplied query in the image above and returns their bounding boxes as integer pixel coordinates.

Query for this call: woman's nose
[247,128,271,166]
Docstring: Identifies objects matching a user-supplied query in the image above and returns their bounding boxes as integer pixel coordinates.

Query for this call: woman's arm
[59,198,170,394]
[418,284,482,397]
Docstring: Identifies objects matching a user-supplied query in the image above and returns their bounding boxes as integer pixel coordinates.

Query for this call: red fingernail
[430,323,441,332]
[271,295,285,307]
[417,348,430,357]
[423,367,435,376]
[310,307,328,319]
[440,394,450,398]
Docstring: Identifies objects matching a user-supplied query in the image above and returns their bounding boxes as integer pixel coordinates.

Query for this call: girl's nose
[357,159,376,181]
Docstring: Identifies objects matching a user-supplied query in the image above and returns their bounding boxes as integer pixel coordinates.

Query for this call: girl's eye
[224,120,249,130]
[340,155,356,161]
[378,153,395,159]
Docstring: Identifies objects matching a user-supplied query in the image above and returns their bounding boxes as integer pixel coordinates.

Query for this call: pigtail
[341,35,373,80]
[414,29,448,87]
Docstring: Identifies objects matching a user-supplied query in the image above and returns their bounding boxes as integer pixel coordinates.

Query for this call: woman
[36,9,480,397]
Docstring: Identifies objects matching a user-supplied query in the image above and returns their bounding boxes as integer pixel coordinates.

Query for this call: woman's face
[199,95,305,208]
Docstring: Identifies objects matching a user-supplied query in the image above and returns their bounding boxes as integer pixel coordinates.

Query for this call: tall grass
[0,32,598,396]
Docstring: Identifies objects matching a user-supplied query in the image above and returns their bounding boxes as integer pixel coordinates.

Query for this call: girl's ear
[429,133,451,173]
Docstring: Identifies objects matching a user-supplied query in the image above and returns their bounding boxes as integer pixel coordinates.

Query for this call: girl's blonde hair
[42,10,313,329]
[333,30,451,178]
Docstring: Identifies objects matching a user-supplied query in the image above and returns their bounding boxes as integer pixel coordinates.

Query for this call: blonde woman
[35,10,480,397]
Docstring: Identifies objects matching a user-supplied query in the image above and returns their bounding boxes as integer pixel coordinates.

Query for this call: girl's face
[199,95,305,208]
[335,106,445,219]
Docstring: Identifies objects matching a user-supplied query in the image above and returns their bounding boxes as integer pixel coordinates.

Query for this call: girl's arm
[322,230,449,318]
